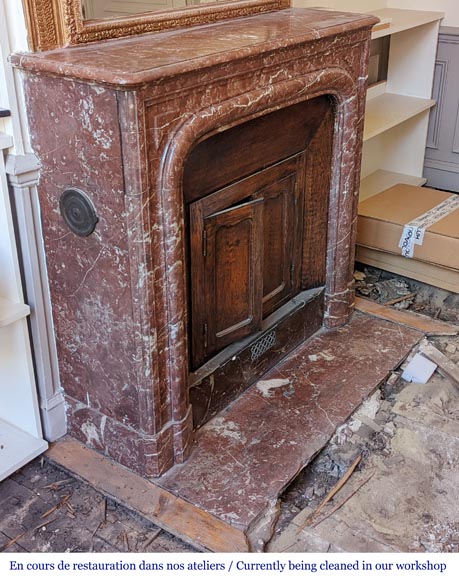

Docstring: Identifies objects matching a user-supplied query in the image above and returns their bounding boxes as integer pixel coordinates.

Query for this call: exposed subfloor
[268,334,459,553]
[0,461,195,553]
[2,310,459,552]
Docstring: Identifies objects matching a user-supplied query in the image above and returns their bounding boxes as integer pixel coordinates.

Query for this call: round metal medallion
[59,188,98,237]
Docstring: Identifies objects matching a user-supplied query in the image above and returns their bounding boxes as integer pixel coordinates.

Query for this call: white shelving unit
[364,87,435,142]
[295,2,443,199]
[371,7,445,39]
[359,169,425,200]
[0,420,47,480]
[0,130,47,481]
[0,296,30,327]
[360,7,444,200]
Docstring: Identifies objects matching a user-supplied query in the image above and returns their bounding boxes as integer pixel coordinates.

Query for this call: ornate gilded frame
[22,0,289,52]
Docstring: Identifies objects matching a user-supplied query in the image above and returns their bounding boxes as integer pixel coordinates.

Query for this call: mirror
[80,0,227,21]
[23,0,287,52]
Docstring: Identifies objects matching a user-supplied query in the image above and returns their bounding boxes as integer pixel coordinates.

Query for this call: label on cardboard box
[397,195,459,259]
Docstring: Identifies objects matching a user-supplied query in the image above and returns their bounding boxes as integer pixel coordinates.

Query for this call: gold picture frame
[22,0,289,52]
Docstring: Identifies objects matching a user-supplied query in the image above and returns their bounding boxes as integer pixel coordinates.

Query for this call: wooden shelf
[364,92,435,142]
[0,132,13,150]
[0,296,30,328]
[0,418,48,480]
[370,8,444,40]
[359,169,426,201]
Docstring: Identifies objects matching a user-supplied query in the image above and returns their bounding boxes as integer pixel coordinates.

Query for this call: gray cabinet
[424,28,459,192]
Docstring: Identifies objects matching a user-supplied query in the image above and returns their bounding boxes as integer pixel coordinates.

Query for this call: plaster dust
[270,334,459,553]
[256,379,291,398]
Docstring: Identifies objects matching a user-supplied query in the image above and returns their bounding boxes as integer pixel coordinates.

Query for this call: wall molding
[426,59,448,151]
[453,100,459,154]
[424,157,459,174]
[424,27,459,192]
[439,26,459,38]
[6,152,66,441]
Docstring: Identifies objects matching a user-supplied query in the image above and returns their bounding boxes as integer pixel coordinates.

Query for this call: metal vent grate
[251,330,276,362]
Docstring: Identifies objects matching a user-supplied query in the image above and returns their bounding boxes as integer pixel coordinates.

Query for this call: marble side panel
[23,76,143,430]
[65,396,175,477]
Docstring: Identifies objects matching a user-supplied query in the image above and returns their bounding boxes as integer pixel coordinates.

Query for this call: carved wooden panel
[188,154,307,368]
[22,0,64,51]
[256,169,301,316]
[190,196,264,368]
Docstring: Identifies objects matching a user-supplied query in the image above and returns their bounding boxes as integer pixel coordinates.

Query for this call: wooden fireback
[12,8,377,478]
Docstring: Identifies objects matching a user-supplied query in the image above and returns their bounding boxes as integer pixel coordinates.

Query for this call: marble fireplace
[13,8,377,479]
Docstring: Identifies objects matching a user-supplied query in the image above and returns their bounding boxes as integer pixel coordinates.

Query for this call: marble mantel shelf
[11,8,377,87]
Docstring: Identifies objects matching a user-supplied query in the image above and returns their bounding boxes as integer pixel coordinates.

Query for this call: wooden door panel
[254,173,298,317]
[209,201,263,341]
[188,153,306,369]
[190,199,263,368]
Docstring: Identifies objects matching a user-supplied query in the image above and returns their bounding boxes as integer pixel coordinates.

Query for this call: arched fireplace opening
[183,96,335,427]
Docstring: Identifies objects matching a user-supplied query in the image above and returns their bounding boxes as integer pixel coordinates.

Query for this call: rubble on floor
[269,333,459,553]
[354,265,459,322]
[354,268,415,309]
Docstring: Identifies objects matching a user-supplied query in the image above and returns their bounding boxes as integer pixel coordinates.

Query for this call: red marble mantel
[12,8,378,478]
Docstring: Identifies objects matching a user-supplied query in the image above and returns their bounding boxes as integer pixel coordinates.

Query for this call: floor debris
[355,265,459,323]
[269,332,459,553]
[0,464,194,553]
[354,269,415,309]
[420,341,459,390]
[298,454,362,529]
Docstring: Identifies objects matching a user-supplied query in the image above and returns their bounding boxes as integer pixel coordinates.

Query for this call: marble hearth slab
[158,312,422,548]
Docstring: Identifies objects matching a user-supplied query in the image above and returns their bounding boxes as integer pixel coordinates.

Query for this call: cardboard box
[356,184,459,292]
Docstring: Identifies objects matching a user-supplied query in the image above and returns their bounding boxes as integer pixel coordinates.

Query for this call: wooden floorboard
[46,438,249,553]
[355,297,459,335]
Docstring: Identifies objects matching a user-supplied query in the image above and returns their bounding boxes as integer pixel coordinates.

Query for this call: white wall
[293,1,458,27]
[0,0,30,154]
[387,1,459,27]
[3,0,29,52]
